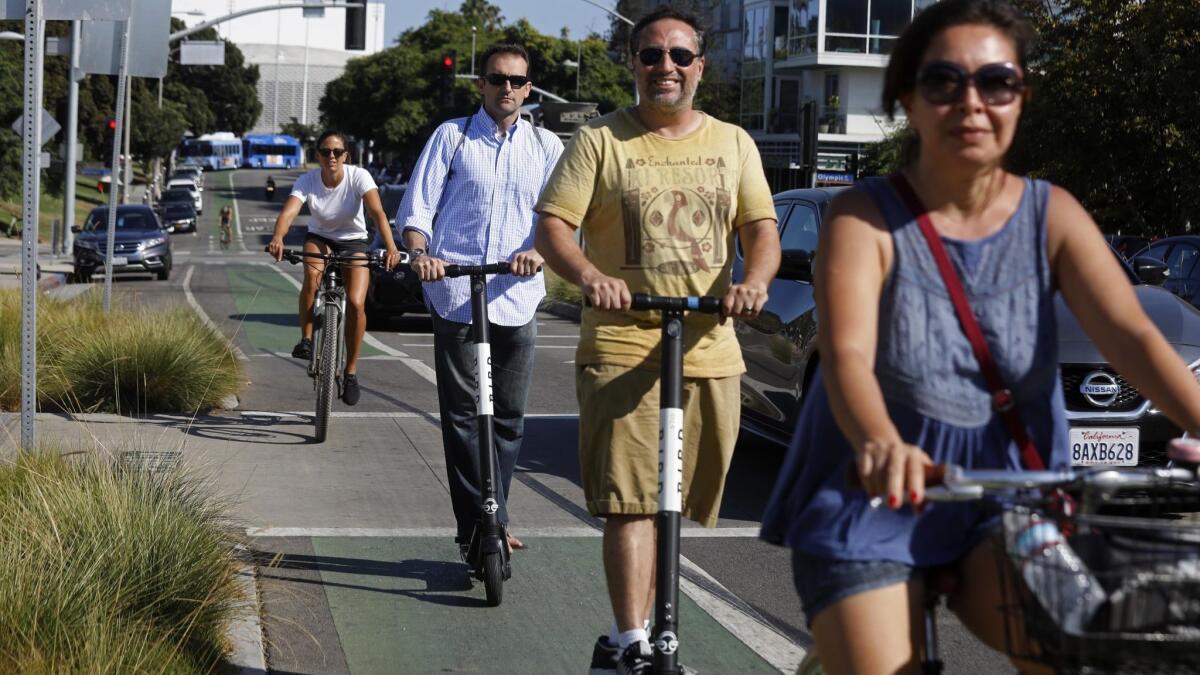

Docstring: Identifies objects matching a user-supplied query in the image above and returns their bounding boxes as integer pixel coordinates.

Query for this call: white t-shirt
[289,165,378,241]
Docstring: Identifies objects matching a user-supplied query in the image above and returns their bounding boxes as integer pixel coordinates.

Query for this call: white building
[171,0,387,134]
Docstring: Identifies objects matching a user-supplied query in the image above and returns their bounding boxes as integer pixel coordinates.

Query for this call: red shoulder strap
[888,173,1046,471]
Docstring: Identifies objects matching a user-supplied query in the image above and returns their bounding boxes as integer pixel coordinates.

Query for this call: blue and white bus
[242,134,304,169]
[177,132,242,171]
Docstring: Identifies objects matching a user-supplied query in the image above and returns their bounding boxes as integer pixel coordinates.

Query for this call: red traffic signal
[442,54,455,70]
[107,119,117,130]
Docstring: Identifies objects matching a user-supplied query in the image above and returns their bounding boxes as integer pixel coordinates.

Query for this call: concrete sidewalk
[0,411,802,673]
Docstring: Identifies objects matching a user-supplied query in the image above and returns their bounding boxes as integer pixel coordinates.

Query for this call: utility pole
[121,75,132,204]
[62,18,81,255]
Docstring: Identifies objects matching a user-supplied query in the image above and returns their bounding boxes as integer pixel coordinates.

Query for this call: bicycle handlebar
[923,464,1197,503]
[265,246,409,266]
[442,262,514,277]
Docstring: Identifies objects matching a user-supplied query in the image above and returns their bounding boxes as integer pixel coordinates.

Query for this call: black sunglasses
[317,147,347,158]
[637,47,701,67]
[482,73,530,88]
[916,61,1026,106]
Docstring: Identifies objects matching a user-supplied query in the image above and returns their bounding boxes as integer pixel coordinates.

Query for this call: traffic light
[345,4,366,50]
[101,119,117,167]
[440,51,457,107]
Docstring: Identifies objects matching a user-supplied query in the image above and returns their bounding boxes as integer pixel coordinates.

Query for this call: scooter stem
[653,309,684,674]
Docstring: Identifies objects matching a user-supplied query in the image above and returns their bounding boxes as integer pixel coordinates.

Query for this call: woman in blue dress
[759,0,1200,672]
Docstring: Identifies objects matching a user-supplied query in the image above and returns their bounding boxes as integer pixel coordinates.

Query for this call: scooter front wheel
[483,551,504,607]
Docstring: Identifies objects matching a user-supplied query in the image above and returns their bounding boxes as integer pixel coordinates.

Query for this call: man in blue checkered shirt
[395,44,563,559]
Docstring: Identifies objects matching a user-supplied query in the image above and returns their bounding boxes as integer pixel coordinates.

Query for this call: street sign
[45,35,70,56]
[80,0,170,77]
[180,40,225,66]
[44,0,131,20]
[10,108,61,146]
[1,0,19,20]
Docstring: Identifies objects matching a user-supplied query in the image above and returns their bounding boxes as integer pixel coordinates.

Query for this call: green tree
[280,117,321,146]
[320,9,633,162]
[460,0,504,31]
[1007,0,1200,236]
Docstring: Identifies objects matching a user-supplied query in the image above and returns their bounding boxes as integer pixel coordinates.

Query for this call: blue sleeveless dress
[759,175,1071,566]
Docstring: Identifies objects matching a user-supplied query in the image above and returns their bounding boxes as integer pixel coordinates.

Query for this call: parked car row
[731,187,1200,470]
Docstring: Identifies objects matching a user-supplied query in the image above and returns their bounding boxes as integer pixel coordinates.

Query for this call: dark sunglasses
[317,147,347,158]
[637,47,701,67]
[916,61,1026,106]
[482,73,530,88]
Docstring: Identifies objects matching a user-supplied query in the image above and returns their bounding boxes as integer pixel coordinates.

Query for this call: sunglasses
[482,73,530,88]
[317,147,347,158]
[637,47,701,67]
[916,61,1026,106]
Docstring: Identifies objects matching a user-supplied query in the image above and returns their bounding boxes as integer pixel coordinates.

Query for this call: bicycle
[439,261,517,607]
[799,448,1200,675]
[269,246,405,442]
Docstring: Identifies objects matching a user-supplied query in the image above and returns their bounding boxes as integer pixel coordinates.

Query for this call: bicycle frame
[308,265,347,385]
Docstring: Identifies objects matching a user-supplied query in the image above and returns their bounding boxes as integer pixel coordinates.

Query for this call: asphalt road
[22,168,1016,673]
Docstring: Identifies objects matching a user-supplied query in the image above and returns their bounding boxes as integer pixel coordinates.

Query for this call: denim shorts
[791,549,915,625]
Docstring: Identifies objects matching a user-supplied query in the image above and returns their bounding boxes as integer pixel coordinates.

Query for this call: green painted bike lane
[226,264,382,357]
[308,536,777,674]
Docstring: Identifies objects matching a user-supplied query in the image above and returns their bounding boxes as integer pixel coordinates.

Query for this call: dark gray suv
[733,188,1200,468]
[73,205,172,282]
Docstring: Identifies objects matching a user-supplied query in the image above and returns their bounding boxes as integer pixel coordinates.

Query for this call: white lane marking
[183,265,248,361]
[229,171,249,253]
[679,555,806,673]
[258,262,437,384]
[237,411,579,419]
[251,351,406,360]
[244,526,764,538]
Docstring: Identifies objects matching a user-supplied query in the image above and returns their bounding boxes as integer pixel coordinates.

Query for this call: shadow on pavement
[253,549,486,607]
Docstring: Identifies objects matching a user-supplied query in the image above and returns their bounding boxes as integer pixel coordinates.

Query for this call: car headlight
[143,237,167,248]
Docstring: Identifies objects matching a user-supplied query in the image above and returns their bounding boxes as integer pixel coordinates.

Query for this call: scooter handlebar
[629,293,722,314]
[443,262,516,277]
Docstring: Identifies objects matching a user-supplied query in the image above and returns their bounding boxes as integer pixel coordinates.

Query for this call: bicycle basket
[999,507,1200,673]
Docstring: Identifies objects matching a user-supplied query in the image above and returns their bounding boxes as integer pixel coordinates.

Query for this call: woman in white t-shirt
[267,130,402,406]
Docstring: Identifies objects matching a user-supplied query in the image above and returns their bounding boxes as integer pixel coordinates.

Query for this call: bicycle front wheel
[314,303,340,442]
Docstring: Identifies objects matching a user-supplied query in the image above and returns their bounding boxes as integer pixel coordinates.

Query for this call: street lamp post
[471,26,476,77]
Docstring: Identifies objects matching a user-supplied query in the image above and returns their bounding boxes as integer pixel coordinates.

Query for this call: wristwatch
[408,248,426,258]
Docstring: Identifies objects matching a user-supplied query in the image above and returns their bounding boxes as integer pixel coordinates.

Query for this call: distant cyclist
[267,130,402,405]
[759,1,1200,673]
[218,205,233,250]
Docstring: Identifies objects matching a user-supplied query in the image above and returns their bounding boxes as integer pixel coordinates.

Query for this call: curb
[538,298,581,323]
[227,562,267,674]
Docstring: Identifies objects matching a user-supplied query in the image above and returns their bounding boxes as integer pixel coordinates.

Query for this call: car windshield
[162,190,192,201]
[84,211,157,232]
[164,204,194,215]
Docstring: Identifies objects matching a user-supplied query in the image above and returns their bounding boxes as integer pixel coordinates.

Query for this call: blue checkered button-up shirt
[395,108,564,325]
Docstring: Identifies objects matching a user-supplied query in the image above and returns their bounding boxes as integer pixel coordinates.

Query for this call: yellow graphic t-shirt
[536,109,776,378]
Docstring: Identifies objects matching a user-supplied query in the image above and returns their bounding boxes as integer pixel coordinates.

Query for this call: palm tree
[459,0,504,31]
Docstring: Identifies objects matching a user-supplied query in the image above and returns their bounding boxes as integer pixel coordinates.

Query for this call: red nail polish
[888,495,899,508]
[910,490,919,504]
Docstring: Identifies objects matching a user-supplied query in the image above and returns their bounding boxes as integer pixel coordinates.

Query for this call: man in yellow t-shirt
[534,7,780,670]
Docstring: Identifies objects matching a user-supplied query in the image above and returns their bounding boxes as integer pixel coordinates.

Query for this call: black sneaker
[291,337,312,360]
[615,641,652,675]
[342,374,360,405]
[587,635,620,674]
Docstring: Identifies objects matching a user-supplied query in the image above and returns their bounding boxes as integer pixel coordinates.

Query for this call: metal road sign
[4,0,131,21]
[10,107,61,146]
[80,0,170,77]
[180,40,225,66]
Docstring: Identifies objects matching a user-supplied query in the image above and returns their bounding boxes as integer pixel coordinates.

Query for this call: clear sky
[381,0,618,47]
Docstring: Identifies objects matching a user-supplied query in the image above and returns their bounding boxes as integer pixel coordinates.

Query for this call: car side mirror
[776,249,813,282]
[70,225,81,233]
[1131,255,1169,285]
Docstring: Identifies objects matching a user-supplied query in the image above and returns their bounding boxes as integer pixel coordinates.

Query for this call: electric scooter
[631,292,722,675]
[442,262,515,607]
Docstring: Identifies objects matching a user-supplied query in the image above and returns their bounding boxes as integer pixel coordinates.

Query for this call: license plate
[1069,427,1139,466]
[110,256,128,266]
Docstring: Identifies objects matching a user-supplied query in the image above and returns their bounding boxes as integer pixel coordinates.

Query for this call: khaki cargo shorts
[576,363,741,528]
